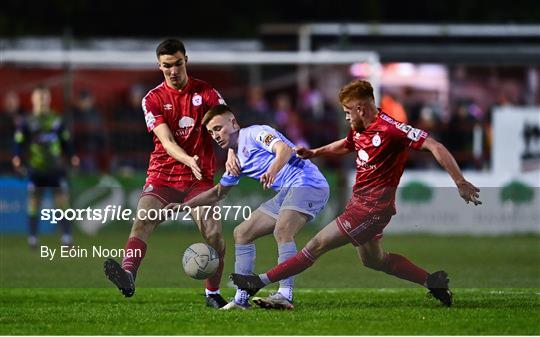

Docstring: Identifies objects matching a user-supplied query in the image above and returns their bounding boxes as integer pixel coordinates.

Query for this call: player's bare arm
[421,136,482,205]
[226,148,241,176]
[295,138,352,159]
[260,141,294,189]
[165,183,233,211]
[152,123,202,180]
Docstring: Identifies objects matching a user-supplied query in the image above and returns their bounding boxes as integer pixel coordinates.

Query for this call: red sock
[121,236,147,278]
[266,248,316,283]
[381,253,429,285]
[205,257,224,292]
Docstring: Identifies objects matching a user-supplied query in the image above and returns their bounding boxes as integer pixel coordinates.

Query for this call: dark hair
[156,39,186,58]
[34,83,48,91]
[202,104,234,126]
[338,80,374,104]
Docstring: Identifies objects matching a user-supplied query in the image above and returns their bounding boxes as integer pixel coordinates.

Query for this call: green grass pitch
[1,227,539,335]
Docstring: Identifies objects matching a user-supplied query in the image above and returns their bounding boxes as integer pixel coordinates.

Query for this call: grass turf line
[1,288,538,335]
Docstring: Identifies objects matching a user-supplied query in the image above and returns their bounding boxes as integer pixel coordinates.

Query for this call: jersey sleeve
[219,172,241,186]
[344,129,356,151]
[390,121,429,150]
[249,125,282,153]
[142,92,165,132]
[204,86,226,108]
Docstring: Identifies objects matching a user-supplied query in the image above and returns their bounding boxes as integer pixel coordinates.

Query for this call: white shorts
[258,186,330,221]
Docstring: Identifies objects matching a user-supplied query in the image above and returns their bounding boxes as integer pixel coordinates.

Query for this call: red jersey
[142,77,225,188]
[344,111,428,214]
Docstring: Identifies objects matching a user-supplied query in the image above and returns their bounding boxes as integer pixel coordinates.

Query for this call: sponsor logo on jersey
[163,103,173,110]
[356,149,376,170]
[145,113,156,129]
[396,122,427,142]
[358,149,369,162]
[407,128,426,141]
[176,116,195,137]
[257,131,276,147]
[192,94,202,106]
[372,133,381,147]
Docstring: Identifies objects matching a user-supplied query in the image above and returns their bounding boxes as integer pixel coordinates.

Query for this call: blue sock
[234,243,256,305]
[277,241,296,300]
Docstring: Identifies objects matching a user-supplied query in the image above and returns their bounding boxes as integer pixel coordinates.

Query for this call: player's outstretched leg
[357,240,451,306]
[426,270,452,306]
[104,258,135,297]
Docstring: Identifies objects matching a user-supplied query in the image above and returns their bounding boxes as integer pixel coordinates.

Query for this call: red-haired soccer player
[232,80,482,307]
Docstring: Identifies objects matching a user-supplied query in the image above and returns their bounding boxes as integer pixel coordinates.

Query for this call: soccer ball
[182,243,219,280]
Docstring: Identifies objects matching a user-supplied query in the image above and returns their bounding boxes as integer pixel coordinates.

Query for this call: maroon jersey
[142,77,225,188]
[344,111,428,214]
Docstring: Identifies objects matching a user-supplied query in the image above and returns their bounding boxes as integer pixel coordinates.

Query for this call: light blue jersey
[220,125,328,190]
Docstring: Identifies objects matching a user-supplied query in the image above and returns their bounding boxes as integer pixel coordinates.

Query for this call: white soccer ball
[182,243,219,280]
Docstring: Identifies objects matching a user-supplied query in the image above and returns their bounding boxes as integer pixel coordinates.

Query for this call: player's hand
[294,146,314,159]
[456,179,482,205]
[260,171,276,190]
[164,202,184,212]
[187,155,202,180]
[226,149,241,176]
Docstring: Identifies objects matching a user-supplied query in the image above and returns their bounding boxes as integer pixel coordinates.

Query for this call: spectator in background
[242,85,273,125]
[13,85,79,248]
[298,85,339,148]
[115,84,145,121]
[72,90,108,172]
[381,93,408,123]
[112,84,152,170]
[1,91,24,172]
[274,93,308,148]
[2,91,24,125]
[444,101,480,169]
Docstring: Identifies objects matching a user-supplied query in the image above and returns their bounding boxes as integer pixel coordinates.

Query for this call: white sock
[278,287,293,302]
[234,289,250,305]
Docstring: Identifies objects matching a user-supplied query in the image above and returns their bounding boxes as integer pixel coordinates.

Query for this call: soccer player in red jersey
[232,80,482,307]
[104,39,229,308]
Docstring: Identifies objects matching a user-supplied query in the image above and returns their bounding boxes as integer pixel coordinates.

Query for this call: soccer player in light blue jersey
[167,104,330,310]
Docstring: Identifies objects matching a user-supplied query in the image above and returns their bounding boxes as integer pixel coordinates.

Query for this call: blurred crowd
[0,79,525,176]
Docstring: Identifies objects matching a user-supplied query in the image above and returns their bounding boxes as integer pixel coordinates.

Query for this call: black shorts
[28,171,67,190]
